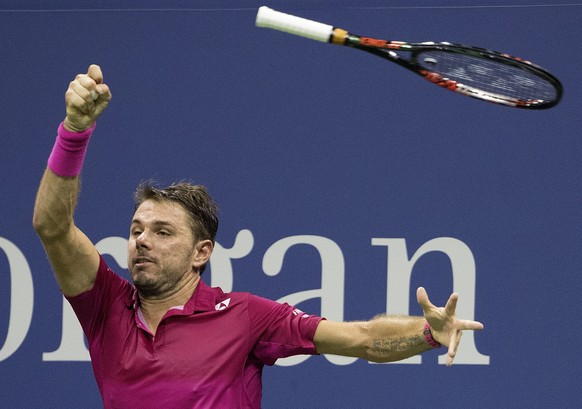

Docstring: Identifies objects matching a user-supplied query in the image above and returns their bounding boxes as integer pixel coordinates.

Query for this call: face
[128,199,200,299]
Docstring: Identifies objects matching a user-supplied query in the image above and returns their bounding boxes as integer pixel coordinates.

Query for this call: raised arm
[33,64,112,296]
[313,287,484,366]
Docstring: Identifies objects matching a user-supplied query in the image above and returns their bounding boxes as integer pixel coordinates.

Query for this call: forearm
[33,119,95,238]
[315,288,484,365]
[33,168,80,240]
[314,315,437,363]
[362,315,433,363]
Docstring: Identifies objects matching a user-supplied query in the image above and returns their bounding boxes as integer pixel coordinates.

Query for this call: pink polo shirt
[66,256,323,409]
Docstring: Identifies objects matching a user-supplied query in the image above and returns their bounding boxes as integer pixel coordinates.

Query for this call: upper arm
[33,169,100,296]
[40,226,100,297]
[313,320,369,359]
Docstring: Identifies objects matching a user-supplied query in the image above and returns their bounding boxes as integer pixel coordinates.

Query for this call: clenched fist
[63,64,112,132]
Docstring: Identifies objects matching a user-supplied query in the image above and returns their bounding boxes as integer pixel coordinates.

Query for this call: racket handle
[256,6,333,43]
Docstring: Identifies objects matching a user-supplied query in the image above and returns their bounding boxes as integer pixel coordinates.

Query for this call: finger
[95,83,112,101]
[75,73,98,95]
[87,64,103,84]
[446,330,461,367]
[68,81,95,112]
[458,319,485,331]
[416,287,435,312]
[444,292,459,317]
[65,90,91,114]
[71,75,97,105]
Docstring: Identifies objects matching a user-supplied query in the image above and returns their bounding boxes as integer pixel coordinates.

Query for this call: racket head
[256,7,563,109]
[365,41,563,109]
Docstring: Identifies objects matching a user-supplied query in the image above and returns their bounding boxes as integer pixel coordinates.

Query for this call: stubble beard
[131,264,182,300]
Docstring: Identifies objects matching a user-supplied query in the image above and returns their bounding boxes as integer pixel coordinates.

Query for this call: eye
[157,230,171,237]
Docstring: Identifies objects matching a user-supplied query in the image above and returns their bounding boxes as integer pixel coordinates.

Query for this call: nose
[135,231,152,251]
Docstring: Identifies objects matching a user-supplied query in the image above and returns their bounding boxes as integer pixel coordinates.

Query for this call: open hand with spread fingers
[416,287,484,366]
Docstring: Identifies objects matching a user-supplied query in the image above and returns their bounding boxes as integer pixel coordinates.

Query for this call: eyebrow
[130,219,176,228]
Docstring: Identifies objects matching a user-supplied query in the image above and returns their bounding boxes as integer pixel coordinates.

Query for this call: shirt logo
[215,298,231,311]
[292,308,310,318]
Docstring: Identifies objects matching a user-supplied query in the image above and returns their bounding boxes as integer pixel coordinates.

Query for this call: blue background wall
[0,1,580,407]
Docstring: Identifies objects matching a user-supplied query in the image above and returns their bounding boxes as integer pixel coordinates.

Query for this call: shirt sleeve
[65,255,134,343]
[247,294,325,366]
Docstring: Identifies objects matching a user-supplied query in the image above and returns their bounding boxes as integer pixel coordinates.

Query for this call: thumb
[416,287,434,312]
[87,64,104,84]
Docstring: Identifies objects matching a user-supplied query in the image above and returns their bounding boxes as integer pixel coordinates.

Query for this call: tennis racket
[256,6,562,109]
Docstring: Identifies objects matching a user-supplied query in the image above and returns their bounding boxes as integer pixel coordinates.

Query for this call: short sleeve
[247,295,324,365]
[65,255,134,342]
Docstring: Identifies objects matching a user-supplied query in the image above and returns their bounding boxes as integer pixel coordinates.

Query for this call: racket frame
[256,6,563,109]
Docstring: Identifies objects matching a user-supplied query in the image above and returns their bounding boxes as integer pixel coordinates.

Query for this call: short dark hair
[133,180,219,272]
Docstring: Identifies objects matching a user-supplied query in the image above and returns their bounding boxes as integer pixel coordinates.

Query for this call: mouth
[133,256,155,267]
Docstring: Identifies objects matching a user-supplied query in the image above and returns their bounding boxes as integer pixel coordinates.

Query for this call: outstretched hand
[63,64,112,132]
[416,287,484,366]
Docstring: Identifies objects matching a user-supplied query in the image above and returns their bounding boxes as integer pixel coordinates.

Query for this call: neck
[139,274,201,335]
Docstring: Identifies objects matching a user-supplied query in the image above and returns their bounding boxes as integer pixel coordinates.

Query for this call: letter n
[372,237,489,365]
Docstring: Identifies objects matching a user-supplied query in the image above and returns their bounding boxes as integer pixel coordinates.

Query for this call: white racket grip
[256,6,333,43]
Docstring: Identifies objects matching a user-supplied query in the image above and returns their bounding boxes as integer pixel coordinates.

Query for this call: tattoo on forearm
[371,335,425,353]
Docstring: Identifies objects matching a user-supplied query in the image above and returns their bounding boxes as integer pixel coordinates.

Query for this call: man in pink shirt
[33,65,484,409]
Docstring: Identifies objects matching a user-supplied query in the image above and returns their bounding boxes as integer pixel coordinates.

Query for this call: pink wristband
[423,322,441,348]
[47,122,96,177]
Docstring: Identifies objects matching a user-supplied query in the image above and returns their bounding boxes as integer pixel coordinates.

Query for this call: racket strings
[415,50,559,103]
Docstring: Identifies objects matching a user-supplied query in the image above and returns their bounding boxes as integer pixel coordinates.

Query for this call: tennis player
[33,65,484,409]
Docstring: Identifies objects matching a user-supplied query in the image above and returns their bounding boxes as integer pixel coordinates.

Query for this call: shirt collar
[181,280,223,315]
[130,280,221,316]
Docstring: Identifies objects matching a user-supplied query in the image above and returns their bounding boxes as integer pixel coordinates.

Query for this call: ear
[192,239,213,269]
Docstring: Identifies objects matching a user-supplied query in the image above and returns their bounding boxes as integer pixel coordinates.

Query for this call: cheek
[171,243,196,264]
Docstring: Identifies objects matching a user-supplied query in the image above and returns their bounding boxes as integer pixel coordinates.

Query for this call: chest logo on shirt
[215,298,231,311]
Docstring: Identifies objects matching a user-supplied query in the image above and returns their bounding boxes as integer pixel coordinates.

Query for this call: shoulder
[67,255,134,305]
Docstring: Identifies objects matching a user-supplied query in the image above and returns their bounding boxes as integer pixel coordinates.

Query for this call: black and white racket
[256,6,562,109]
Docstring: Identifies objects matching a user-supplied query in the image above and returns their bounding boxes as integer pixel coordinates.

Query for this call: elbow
[32,210,45,235]
[32,209,69,240]
[32,215,50,239]
[32,207,49,236]
[32,209,44,233]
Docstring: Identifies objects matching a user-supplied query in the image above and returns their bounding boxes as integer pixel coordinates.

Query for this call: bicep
[313,320,369,359]
[41,225,100,297]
